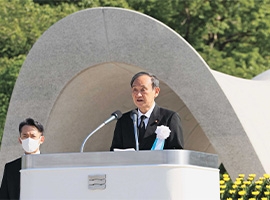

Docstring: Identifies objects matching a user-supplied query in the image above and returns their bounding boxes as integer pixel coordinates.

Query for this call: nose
[137,91,142,96]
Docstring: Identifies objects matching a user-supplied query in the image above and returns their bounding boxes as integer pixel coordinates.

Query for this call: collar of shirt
[138,102,155,127]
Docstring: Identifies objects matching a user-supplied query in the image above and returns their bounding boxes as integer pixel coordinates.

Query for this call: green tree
[0,0,79,145]
[127,0,270,78]
[33,0,130,8]
[0,0,131,145]
[0,56,24,144]
[1,0,270,145]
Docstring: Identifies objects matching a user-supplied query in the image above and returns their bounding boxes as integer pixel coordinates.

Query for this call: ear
[40,136,45,144]
[154,87,160,98]
[18,137,22,144]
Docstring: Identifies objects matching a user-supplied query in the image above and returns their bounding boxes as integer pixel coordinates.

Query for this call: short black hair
[19,118,44,135]
[130,71,159,89]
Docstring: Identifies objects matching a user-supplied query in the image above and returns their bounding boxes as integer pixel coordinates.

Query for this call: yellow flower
[238,190,246,196]
[239,174,245,178]
[248,177,254,181]
[248,198,256,200]
[235,180,242,185]
[255,185,261,189]
[241,185,246,189]
[220,190,225,194]
[236,177,243,181]
[255,180,263,185]
[252,191,260,196]
[220,180,225,184]
[266,185,270,189]
[229,190,236,194]
[249,174,256,178]
[224,177,230,181]
[261,198,267,200]
[263,174,270,179]
[232,184,238,189]
[238,198,243,200]
[223,174,229,178]
[244,181,251,185]
[264,191,270,195]
[226,198,232,200]
[220,185,226,189]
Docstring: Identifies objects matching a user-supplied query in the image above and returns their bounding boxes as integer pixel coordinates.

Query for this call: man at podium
[0,118,45,200]
[110,71,184,151]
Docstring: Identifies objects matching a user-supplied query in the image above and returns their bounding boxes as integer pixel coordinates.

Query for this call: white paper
[113,148,135,151]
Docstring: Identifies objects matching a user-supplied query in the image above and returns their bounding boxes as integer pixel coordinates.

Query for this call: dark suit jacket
[0,157,21,200]
[110,105,184,150]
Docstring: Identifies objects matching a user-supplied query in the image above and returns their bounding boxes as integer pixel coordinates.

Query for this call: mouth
[136,98,144,103]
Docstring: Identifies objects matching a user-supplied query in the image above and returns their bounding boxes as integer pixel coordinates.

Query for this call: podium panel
[20,150,219,200]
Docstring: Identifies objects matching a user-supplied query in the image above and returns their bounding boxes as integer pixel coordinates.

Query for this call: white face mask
[21,137,41,153]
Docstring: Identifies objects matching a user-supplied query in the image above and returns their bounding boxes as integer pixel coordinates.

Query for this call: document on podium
[113,148,135,151]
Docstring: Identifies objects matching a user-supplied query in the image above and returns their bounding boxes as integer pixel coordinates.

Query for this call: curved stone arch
[42,62,212,155]
[0,7,265,179]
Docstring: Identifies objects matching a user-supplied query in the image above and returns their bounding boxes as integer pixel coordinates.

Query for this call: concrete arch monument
[1,7,269,180]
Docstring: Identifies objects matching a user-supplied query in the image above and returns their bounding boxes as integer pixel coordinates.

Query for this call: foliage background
[1,0,270,146]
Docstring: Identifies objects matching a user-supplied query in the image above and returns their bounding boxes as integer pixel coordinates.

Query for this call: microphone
[130,109,139,151]
[80,110,122,152]
[104,110,122,125]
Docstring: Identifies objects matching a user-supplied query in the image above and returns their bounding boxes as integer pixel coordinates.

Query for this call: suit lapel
[145,104,162,137]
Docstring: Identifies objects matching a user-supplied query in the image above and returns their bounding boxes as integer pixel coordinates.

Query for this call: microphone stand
[80,123,106,153]
[80,110,122,153]
[133,119,139,151]
[130,110,139,151]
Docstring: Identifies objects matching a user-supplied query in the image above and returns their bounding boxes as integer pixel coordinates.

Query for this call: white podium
[20,150,219,200]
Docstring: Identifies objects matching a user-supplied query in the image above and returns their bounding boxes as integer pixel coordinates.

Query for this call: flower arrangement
[220,173,270,200]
